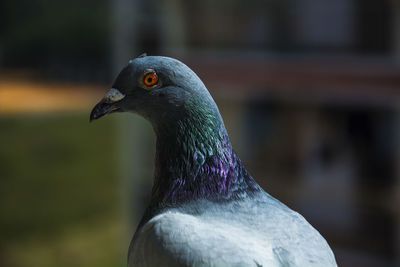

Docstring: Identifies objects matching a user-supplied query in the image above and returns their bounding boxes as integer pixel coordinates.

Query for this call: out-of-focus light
[0,78,101,114]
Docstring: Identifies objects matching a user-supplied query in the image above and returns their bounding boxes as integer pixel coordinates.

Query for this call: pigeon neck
[150,104,260,205]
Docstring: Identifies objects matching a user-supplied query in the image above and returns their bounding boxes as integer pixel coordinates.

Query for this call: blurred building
[1,0,399,266]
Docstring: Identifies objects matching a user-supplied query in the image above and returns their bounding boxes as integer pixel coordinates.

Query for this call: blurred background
[0,0,399,266]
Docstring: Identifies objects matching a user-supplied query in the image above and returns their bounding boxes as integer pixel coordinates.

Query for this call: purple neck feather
[150,111,260,205]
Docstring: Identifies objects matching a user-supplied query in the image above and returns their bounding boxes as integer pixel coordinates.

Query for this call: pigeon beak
[90,88,125,122]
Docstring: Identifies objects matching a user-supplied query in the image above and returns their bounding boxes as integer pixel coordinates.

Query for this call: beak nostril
[104,88,125,103]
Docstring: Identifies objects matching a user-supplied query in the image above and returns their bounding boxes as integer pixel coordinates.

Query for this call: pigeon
[90,54,337,267]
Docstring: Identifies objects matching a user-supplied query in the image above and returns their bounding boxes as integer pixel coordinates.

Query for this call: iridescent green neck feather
[150,96,260,205]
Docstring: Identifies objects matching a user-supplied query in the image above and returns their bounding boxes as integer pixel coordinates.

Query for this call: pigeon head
[90,55,219,129]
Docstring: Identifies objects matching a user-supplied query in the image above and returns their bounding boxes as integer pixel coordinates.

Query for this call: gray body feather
[129,193,336,267]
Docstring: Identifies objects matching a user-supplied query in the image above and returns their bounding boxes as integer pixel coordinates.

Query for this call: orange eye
[143,72,158,87]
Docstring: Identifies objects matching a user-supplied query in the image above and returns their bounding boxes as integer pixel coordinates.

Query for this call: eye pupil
[147,78,152,83]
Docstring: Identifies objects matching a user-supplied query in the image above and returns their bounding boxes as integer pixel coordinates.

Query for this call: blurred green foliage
[0,112,124,267]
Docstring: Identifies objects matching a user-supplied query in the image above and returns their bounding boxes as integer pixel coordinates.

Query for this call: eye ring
[143,72,158,87]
